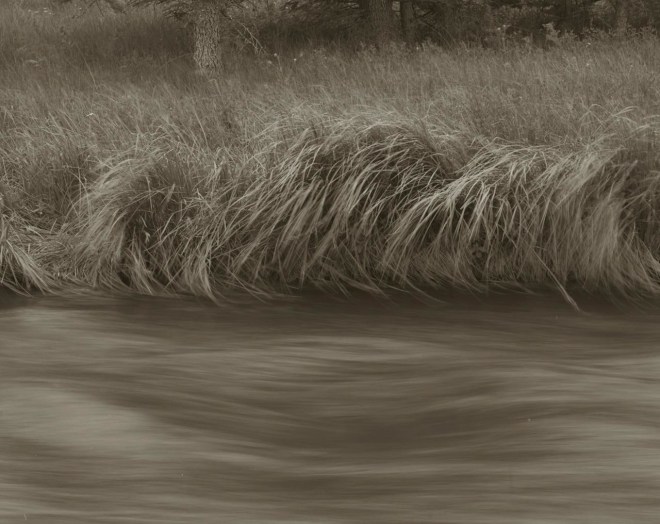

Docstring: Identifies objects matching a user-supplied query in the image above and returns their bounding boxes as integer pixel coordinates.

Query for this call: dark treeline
[108,0,660,69]
[293,0,659,45]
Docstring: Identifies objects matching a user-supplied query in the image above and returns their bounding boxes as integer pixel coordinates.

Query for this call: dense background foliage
[55,0,660,49]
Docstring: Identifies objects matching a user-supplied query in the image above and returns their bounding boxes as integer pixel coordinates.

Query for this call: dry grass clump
[384,133,660,299]
[71,148,232,297]
[224,119,471,295]
[0,188,54,294]
[60,116,660,302]
[227,119,660,299]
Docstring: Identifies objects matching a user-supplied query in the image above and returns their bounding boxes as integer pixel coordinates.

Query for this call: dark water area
[1,291,660,523]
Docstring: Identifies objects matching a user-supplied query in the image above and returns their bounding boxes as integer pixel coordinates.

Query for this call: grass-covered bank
[1,1,660,302]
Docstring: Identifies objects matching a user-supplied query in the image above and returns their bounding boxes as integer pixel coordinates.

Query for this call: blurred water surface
[1,292,659,523]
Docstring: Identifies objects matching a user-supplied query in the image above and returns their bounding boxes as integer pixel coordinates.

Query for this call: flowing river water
[1,291,659,523]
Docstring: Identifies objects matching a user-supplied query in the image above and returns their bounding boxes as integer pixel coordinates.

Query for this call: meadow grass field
[1,0,659,302]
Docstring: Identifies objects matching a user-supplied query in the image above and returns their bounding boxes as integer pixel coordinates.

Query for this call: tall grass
[1,0,659,302]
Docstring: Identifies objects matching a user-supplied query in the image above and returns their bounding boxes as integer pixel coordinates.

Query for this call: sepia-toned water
[1,291,659,523]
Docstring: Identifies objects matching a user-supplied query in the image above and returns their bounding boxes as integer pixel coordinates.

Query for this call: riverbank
[1,1,659,301]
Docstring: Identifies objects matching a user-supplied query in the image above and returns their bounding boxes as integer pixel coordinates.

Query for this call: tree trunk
[193,1,226,72]
[364,0,396,46]
[613,0,628,36]
[645,0,660,31]
[400,0,415,45]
